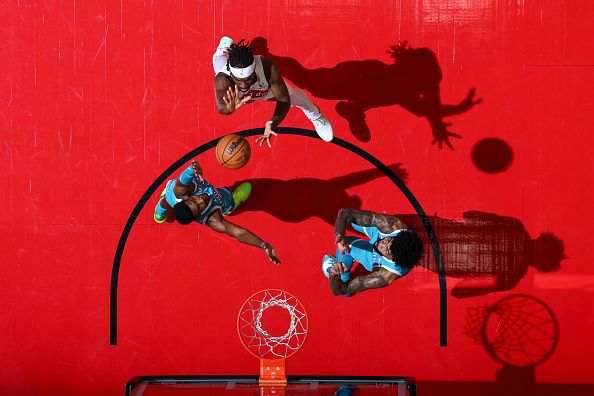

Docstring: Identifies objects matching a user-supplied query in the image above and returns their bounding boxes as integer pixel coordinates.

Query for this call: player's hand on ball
[256,121,278,148]
[329,262,348,276]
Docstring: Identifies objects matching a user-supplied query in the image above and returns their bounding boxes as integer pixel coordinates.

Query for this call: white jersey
[217,55,283,102]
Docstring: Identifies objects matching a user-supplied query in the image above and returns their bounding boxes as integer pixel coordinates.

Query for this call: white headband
[229,61,256,78]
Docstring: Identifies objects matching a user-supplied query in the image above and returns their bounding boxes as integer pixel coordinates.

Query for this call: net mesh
[464,295,558,367]
[463,304,490,344]
[484,295,558,366]
[238,289,308,359]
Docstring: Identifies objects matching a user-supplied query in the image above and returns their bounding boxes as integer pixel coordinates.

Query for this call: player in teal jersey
[154,160,280,265]
[323,208,423,295]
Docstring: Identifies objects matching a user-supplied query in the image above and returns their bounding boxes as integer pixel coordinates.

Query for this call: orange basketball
[215,133,251,169]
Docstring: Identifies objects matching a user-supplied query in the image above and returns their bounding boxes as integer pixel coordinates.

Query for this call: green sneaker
[154,187,168,223]
[232,182,252,209]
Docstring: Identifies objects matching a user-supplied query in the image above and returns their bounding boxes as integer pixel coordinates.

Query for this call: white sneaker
[309,107,334,142]
[322,255,337,278]
[217,36,234,52]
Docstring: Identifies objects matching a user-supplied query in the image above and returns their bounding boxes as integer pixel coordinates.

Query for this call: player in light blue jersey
[322,208,424,296]
[153,159,280,265]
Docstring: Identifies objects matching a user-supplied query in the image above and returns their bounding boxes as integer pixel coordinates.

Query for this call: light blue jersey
[331,224,413,282]
[163,176,234,224]
[347,224,412,276]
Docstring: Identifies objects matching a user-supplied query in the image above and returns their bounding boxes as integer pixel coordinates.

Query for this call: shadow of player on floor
[230,163,408,225]
[252,36,481,148]
[398,211,566,298]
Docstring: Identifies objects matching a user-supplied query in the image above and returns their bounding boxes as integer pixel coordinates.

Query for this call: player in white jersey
[323,208,424,296]
[213,37,334,146]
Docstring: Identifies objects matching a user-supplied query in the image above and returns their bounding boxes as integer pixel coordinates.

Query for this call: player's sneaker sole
[322,254,337,278]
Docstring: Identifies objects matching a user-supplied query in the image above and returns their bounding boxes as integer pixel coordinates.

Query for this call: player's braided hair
[228,39,255,68]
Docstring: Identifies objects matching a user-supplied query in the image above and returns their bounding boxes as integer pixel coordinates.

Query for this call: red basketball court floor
[1,1,593,395]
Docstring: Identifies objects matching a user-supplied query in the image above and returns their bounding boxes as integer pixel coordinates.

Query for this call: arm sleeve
[178,165,195,185]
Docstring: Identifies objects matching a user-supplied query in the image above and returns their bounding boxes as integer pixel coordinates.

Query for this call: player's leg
[232,182,252,209]
[222,182,252,215]
[212,36,234,73]
[286,82,334,142]
[154,187,168,223]
[335,101,370,141]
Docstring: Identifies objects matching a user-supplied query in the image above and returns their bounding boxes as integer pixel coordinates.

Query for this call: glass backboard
[125,376,416,396]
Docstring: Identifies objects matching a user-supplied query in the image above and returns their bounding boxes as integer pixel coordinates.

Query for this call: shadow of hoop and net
[464,294,559,369]
[459,294,573,395]
[417,293,593,396]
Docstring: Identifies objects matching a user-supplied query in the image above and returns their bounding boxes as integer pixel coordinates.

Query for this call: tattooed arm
[328,264,399,296]
[334,208,407,252]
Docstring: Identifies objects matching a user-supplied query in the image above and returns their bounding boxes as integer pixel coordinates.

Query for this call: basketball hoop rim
[236,288,309,360]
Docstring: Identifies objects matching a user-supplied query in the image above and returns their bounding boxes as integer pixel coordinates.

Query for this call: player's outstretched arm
[267,60,291,129]
[256,60,291,148]
[173,160,203,196]
[207,214,281,264]
[156,160,202,222]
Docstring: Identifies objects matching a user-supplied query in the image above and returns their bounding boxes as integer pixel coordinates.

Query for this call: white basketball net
[238,290,308,359]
